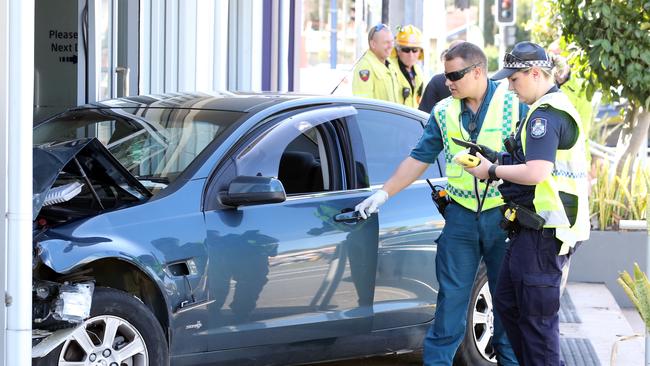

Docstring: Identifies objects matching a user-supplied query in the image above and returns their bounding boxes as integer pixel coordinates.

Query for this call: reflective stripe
[552,169,587,179]
[447,184,501,200]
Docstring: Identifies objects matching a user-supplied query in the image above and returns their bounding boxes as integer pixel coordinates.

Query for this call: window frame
[352,106,443,186]
[205,105,358,210]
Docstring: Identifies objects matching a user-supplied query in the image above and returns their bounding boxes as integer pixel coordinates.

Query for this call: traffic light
[496,0,516,25]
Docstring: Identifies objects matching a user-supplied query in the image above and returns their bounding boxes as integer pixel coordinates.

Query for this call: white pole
[498,24,505,69]
[5,0,34,364]
[646,194,650,366]
[0,0,7,361]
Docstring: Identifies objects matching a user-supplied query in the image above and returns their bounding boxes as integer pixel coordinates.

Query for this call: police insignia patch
[530,118,547,138]
[359,69,370,82]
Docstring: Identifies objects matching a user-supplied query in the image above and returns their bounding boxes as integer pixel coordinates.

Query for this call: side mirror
[219,176,286,207]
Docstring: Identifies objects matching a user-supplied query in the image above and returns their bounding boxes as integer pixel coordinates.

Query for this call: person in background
[352,23,400,102]
[390,25,425,108]
[355,42,524,366]
[418,40,465,113]
[468,41,590,366]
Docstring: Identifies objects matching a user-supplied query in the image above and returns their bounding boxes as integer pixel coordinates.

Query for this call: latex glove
[355,190,389,219]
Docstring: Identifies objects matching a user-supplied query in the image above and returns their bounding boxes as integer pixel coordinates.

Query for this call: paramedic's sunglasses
[399,47,420,53]
[444,63,480,81]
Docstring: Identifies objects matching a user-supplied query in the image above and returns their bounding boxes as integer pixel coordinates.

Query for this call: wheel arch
[79,258,171,342]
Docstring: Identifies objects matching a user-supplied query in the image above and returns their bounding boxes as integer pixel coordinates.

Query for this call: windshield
[34,108,243,191]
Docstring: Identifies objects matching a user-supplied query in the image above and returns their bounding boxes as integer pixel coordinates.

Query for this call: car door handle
[334,210,362,222]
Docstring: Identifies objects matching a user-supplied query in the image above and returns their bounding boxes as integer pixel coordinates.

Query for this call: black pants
[494,227,569,366]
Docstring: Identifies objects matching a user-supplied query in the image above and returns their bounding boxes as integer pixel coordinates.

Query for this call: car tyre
[454,264,497,366]
[35,287,169,366]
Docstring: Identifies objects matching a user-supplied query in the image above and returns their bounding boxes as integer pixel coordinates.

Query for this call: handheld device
[453,152,481,168]
[450,137,499,163]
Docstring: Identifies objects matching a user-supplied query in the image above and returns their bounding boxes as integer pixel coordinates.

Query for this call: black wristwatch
[488,164,499,181]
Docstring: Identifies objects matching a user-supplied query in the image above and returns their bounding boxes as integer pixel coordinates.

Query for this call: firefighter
[390,24,425,108]
[352,23,400,102]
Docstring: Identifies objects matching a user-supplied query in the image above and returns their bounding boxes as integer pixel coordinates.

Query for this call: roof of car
[76,91,429,118]
[83,91,312,113]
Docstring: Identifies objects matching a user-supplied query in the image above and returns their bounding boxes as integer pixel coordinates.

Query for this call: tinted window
[355,109,441,185]
[34,108,243,188]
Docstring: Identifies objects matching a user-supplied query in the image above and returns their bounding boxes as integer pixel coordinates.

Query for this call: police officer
[465,41,591,366]
[355,42,526,366]
[390,25,425,108]
[352,24,400,102]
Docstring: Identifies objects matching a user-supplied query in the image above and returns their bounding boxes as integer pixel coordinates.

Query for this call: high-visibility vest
[352,51,400,103]
[521,92,590,254]
[561,77,593,162]
[390,56,424,108]
[433,87,519,212]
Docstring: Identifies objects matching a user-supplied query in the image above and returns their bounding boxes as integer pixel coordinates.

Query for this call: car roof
[75,91,313,113]
[72,91,429,118]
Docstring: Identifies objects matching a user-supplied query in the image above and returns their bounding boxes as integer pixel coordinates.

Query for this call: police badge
[359,69,370,82]
[530,118,547,138]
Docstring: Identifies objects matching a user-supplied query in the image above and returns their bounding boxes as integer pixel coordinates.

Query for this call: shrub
[590,158,649,230]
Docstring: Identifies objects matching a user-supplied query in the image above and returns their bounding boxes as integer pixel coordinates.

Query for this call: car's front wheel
[35,287,168,366]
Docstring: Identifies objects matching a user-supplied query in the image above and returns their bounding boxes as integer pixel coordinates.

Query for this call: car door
[201,105,379,351]
[351,107,446,330]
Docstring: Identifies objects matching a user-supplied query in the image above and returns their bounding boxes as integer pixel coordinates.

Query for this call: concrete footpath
[314,281,645,366]
[561,282,644,366]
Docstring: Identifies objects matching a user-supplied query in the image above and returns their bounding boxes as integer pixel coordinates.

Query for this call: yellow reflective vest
[433,87,519,212]
[521,92,590,254]
[561,77,593,162]
[352,51,400,103]
[390,56,424,108]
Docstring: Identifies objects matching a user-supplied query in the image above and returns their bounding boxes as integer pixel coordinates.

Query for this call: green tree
[525,0,561,46]
[556,0,650,174]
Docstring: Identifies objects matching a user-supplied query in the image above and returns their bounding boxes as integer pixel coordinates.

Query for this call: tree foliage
[556,0,650,107]
[525,1,561,47]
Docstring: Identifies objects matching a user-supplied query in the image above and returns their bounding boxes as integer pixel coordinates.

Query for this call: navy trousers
[494,227,569,366]
[423,203,518,366]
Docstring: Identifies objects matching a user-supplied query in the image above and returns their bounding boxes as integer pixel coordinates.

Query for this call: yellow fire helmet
[392,24,424,61]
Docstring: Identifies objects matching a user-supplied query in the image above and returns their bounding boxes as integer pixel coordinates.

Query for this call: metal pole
[329,0,337,69]
[5,0,34,364]
[0,0,7,361]
[646,194,650,365]
[498,24,506,69]
[478,0,484,37]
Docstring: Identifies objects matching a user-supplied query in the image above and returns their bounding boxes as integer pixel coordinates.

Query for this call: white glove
[355,189,389,219]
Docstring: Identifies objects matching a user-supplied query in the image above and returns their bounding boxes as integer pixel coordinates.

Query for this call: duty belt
[500,203,545,232]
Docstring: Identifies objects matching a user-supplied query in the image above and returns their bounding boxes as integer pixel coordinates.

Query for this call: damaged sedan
[31,92,495,366]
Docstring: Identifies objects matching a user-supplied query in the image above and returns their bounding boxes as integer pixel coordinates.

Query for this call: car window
[355,109,441,185]
[234,107,352,195]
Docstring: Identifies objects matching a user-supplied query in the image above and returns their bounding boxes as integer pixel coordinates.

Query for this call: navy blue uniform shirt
[498,86,580,207]
[410,80,529,164]
[418,73,450,113]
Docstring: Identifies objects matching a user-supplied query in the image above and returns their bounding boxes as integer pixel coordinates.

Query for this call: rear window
[34,108,243,188]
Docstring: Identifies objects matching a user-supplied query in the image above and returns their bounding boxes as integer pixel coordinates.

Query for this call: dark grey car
[31,92,495,366]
